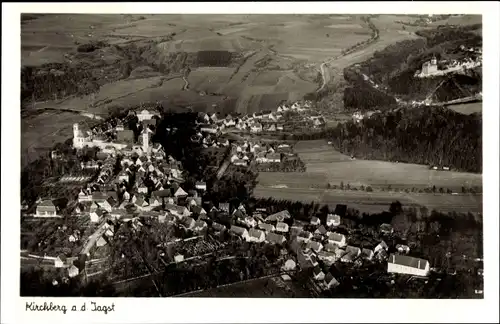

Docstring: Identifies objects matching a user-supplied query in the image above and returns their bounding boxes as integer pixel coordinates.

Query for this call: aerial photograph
[20,13,483,298]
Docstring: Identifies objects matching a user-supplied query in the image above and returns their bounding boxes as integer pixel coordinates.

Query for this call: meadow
[180,276,312,298]
[447,102,482,115]
[255,140,482,213]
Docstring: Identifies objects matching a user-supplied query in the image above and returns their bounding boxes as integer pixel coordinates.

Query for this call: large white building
[72,123,130,152]
[137,109,158,122]
[387,254,430,277]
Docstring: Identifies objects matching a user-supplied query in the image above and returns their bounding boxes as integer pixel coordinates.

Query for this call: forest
[285,106,482,173]
[330,107,481,172]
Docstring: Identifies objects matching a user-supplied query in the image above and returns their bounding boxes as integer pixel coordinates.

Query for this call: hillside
[342,23,482,110]
[327,106,482,173]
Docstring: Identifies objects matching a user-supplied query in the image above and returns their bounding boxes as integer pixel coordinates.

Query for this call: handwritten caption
[26,301,115,315]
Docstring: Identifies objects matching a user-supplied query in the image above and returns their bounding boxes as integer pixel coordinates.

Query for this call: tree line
[282,106,482,173]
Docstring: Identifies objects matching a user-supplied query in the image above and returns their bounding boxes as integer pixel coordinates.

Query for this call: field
[254,187,483,214]
[447,102,483,115]
[180,276,312,298]
[255,140,482,213]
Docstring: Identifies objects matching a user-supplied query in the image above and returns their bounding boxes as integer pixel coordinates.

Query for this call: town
[18,12,485,300]
[20,103,483,298]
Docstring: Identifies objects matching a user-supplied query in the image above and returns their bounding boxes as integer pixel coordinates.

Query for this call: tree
[389,201,403,216]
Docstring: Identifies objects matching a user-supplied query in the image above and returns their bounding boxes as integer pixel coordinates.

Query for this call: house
[259,223,275,232]
[117,171,129,183]
[266,232,286,245]
[68,265,79,278]
[266,153,281,163]
[297,251,316,269]
[297,231,313,243]
[233,159,247,166]
[266,210,291,222]
[380,223,394,234]
[324,242,339,253]
[200,124,218,134]
[109,209,127,220]
[165,204,191,218]
[313,266,325,281]
[90,209,105,223]
[210,113,218,123]
[181,217,196,230]
[158,213,176,224]
[326,214,341,227]
[137,109,157,122]
[90,199,112,213]
[275,222,289,233]
[247,228,266,243]
[35,200,58,217]
[341,246,361,263]
[387,254,430,277]
[78,190,92,202]
[137,183,148,194]
[306,240,323,253]
[195,181,207,191]
[361,248,374,261]
[232,209,245,220]
[174,187,188,198]
[282,259,296,271]
[96,236,108,247]
[219,203,230,213]
[229,225,249,240]
[54,254,68,268]
[328,232,347,247]
[317,251,337,265]
[251,123,263,133]
[314,225,328,236]
[224,115,236,127]
[191,205,207,216]
[243,216,258,228]
[374,241,389,254]
[174,254,184,263]
[396,244,410,254]
[310,217,321,226]
[324,273,340,289]
[212,222,226,232]
[68,234,78,243]
[290,225,303,236]
[194,220,208,232]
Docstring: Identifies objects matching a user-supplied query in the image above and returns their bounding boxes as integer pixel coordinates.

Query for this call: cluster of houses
[351,110,382,123]
[197,100,325,135]
[28,105,432,289]
[229,141,297,167]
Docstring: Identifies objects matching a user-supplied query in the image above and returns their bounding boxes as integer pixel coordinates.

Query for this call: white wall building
[387,254,430,277]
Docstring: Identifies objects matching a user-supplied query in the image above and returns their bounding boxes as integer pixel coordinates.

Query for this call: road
[316,16,380,93]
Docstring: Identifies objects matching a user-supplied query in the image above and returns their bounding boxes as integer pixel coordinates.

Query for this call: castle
[421,56,438,76]
[72,122,151,155]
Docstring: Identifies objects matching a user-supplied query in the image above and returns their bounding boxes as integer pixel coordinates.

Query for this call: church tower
[142,128,150,154]
[73,123,83,149]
